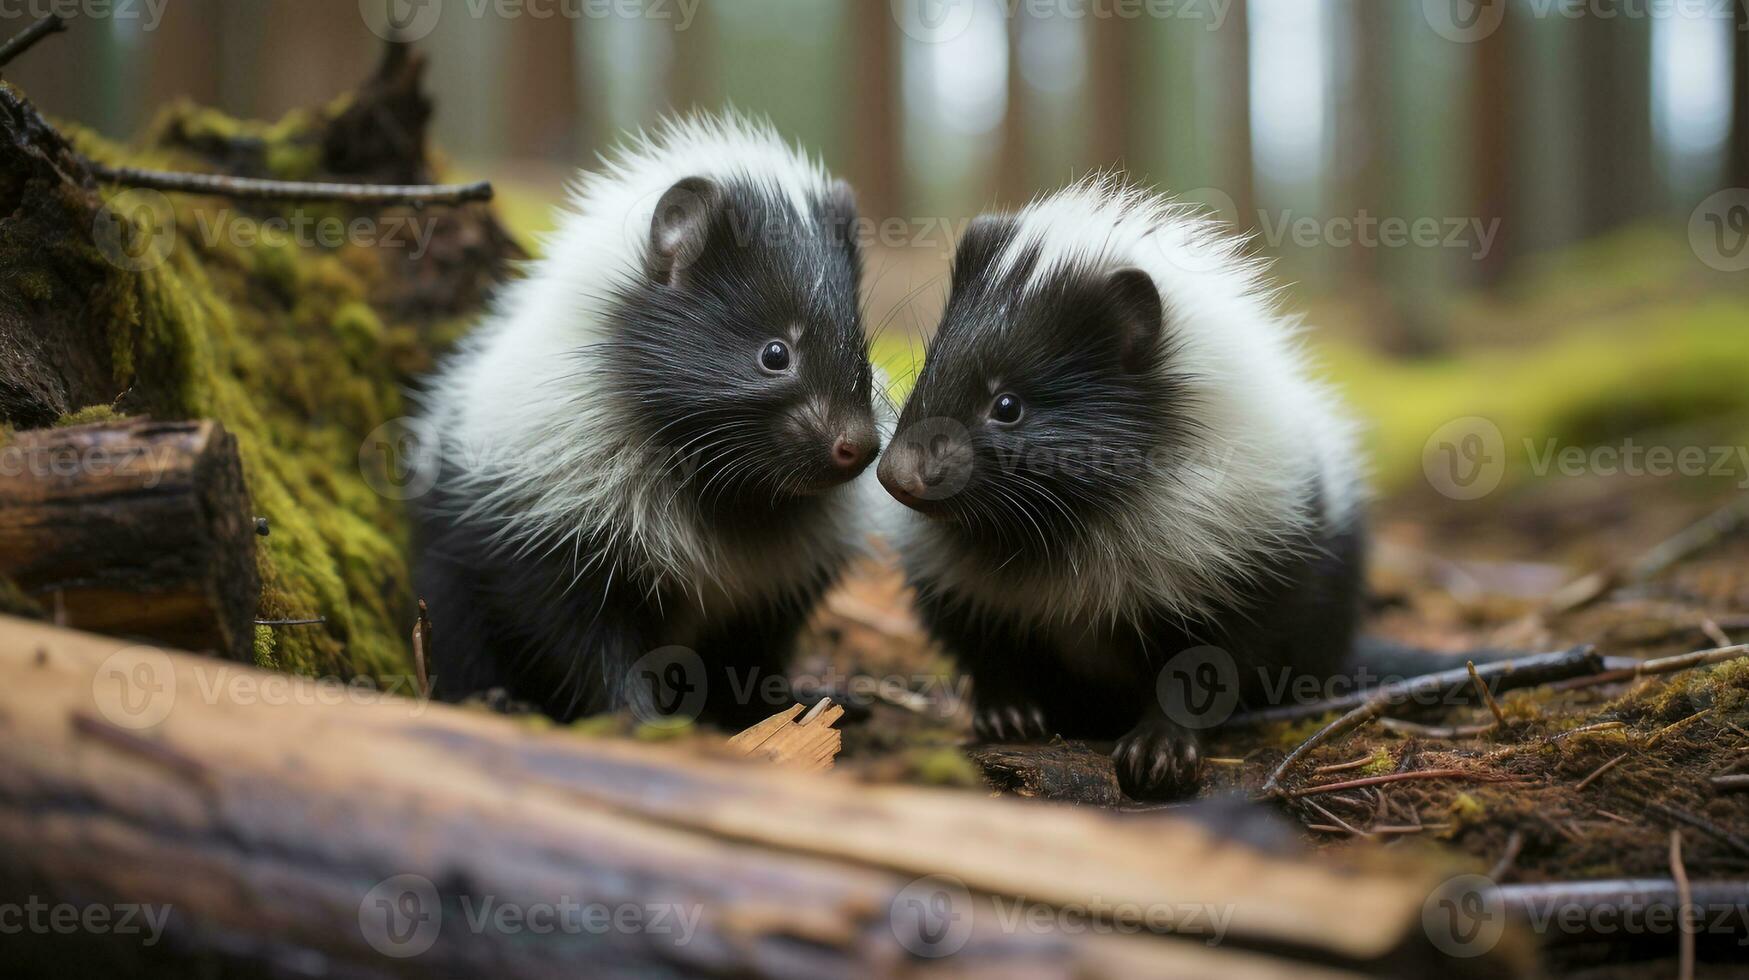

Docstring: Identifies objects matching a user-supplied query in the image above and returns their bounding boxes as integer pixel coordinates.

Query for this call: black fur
[415,175,877,724]
[881,215,1365,800]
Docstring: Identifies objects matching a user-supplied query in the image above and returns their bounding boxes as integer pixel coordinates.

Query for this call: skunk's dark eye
[990,392,1024,425]
[759,340,792,373]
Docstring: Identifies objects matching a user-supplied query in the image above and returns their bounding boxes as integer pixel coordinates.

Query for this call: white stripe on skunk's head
[422,112,880,601]
[881,175,1365,625]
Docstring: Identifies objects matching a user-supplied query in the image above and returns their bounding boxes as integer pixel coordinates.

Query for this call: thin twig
[0,14,65,69]
[1574,752,1629,791]
[1236,645,1603,731]
[412,598,432,698]
[1646,708,1711,748]
[1314,752,1381,775]
[1258,646,1602,795]
[1469,660,1508,727]
[1547,494,1749,615]
[1378,717,1496,739]
[85,161,493,207]
[254,617,326,627]
[1281,768,1520,799]
[1488,829,1525,882]
[1554,643,1749,692]
[1711,774,1749,793]
[1701,617,1733,649]
[1670,831,1694,980]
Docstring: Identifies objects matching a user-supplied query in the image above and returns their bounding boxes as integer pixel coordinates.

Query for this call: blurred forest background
[9,0,1749,500]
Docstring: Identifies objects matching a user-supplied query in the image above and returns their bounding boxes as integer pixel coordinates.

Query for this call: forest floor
[798,472,1749,899]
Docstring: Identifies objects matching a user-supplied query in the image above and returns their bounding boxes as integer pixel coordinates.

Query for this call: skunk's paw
[972,697,1051,743]
[1113,718,1204,800]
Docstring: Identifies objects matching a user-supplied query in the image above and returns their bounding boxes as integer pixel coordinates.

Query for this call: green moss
[252,624,279,670]
[909,747,986,787]
[0,576,44,619]
[1448,792,1486,823]
[1360,747,1395,775]
[55,405,123,427]
[50,118,427,681]
[633,720,695,741]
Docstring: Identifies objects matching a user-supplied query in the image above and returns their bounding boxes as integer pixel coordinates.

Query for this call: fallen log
[0,615,1532,978]
[0,419,256,658]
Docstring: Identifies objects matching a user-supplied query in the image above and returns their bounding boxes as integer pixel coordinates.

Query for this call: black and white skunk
[877,178,1366,799]
[413,114,881,726]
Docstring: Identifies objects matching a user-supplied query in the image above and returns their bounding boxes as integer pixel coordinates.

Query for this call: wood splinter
[727,699,845,771]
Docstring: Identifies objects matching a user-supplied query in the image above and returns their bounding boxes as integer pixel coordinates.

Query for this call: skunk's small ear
[820,179,859,249]
[648,176,722,286]
[1105,267,1164,374]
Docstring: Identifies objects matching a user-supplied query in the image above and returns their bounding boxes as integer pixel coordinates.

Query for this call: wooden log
[0,615,1533,978]
[0,419,256,658]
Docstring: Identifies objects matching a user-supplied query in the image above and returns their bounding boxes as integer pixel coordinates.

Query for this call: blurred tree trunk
[1732,0,1749,190]
[504,12,582,160]
[1469,9,1511,286]
[1336,0,1385,285]
[848,0,900,222]
[998,17,1031,208]
[1222,0,1255,231]
[1087,16,1129,171]
[670,7,718,111]
[1578,13,1653,236]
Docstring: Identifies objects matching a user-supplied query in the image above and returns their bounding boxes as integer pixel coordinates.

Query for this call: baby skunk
[878,177,1365,799]
[414,114,880,726]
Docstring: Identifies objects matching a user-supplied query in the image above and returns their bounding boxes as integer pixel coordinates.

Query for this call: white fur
[418,112,867,611]
[897,175,1366,628]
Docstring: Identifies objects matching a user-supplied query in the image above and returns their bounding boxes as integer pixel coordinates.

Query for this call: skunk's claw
[1113,718,1204,800]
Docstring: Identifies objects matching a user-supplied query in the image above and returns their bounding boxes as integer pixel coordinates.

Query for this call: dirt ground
[798,472,1749,946]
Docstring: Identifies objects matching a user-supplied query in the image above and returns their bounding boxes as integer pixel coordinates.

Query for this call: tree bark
[0,419,257,658]
[0,615,1530,979]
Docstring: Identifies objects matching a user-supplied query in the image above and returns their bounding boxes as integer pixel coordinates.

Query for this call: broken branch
[0,14,64,70]
[84,160,493,207]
